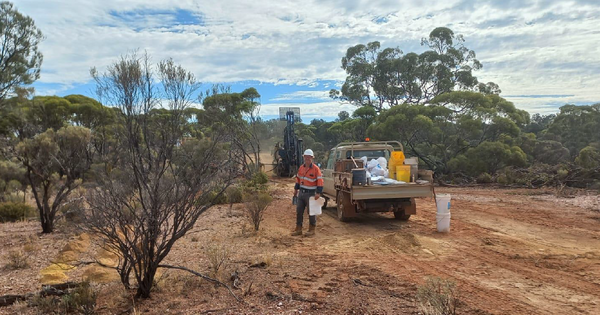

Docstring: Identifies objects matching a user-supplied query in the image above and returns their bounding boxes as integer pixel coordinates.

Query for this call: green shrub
[31,295,61,314]
[225,185,243,203]
[476,173,492,184]
[0,202,35,222]
[209,190,228,205]
[60,281,96,315]
[243,191,273,231]
[496,173,510,185]
[251,171,269,185]
[243,171,269,192]
[575,146,600,169]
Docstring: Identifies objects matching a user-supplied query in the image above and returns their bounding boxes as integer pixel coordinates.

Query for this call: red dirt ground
[1,179,599,314]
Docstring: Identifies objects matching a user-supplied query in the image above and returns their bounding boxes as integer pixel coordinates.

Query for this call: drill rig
[274,108,303,177]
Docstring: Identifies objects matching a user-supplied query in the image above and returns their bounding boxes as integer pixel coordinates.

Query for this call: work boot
[304,225,316,237]
[291,226,302,236]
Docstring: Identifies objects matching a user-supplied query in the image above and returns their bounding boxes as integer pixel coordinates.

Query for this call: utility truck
[322,141,433,221]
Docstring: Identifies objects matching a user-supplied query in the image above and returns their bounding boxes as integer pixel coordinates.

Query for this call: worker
[291,149,323,237]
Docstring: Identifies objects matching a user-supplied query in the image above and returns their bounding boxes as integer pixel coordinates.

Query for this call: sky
[14,0,600,121]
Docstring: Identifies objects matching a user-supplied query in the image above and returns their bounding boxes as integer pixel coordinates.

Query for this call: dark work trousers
[296,190,317,227]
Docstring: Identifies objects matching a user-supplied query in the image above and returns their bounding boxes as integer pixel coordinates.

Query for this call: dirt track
[1,179,599,314]
[259,179,600,314]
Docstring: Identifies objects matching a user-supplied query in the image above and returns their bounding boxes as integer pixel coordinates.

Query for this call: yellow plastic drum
[396,165,411,182]
[389,151,406,178]
[390,151,405,165]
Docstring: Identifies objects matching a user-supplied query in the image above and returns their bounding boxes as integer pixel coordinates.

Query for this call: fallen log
[0,282,82,307]
[0,294,30,307]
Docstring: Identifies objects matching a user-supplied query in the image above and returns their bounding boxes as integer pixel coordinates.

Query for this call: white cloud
[260,101,356,119]
[14,0,600,114]
[270,90,330,101]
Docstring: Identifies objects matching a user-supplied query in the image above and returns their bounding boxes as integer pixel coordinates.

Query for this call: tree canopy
[0,1,43,103]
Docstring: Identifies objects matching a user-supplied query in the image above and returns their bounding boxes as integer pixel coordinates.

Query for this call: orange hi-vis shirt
[296,163,324,193]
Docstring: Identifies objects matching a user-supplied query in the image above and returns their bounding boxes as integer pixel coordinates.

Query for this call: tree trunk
[135,267,157,298]
[41,185,54,233]
[41,219,53,233]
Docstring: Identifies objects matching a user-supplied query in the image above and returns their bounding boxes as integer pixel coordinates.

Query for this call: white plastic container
[435,193,451,214]
[436,212,451,233]
[309,197,324,216]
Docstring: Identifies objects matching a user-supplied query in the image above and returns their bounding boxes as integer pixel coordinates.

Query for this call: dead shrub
[5,250,29,270]
[416,277,459,315]
[205,242,231,281]
[243,191,272,231]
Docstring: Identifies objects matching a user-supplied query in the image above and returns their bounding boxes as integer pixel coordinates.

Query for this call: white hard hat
[303,149,314,157]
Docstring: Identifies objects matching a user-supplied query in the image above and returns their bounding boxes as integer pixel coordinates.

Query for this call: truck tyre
[336,190,351,222]
[393,210,411,221]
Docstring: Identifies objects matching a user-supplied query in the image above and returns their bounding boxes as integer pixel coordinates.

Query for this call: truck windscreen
[350,150,387,159]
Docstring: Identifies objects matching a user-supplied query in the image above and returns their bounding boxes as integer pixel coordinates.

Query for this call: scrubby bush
[448,141,527,177]
[205,242,231,281]
[575,146,600,169]
[225,185,243,203]
[476,173,492,184]
[5,250,29,269]
[243,171,269,192]
[243,191,273,231]
[60,281,97,315]
[0,202,35,222]
[417,277,458,315]
[31,295,61,314]
[201,189,228,205]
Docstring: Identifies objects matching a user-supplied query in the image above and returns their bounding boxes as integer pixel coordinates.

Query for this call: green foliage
[0,160,26,201]
[205,189,228,205]
[225,185,243,203]
[448,141,527,176]
[0,201,35,222]
[243,171,269,192]
[575,146,600,169]
[368,92,530,174]
[0,1,43,103]
[15,125,92,232]
[60,281,97,315]
[544,104,600,157]
[243,191,273,231]
[331,27,486,111]
[476,173,493,184]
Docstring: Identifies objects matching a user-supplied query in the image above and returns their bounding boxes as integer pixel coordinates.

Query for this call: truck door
[322,149,338,196]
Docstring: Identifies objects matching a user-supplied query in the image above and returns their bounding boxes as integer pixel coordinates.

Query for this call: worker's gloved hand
[314,193,320,200]
[292,195,298,205]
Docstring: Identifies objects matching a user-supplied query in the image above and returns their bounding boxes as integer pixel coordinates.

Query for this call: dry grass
[416,277,459,315]
[5,249,30,270]
[204,242,231,281]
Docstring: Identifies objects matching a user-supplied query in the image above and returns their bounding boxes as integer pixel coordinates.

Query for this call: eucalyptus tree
[330,27,490,111]
[0,1,43,104]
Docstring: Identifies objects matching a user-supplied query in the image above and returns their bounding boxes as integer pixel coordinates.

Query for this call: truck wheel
[323,197,329,209]
[336,191,350,222]
[393,211,411,221]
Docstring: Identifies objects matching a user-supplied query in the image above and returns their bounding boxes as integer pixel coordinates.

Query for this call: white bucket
[309,197,324,216]
[435,193,451,214]
[436,212,451,233]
